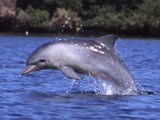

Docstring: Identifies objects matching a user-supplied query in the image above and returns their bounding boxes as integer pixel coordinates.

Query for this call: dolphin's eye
[39,59,45,62]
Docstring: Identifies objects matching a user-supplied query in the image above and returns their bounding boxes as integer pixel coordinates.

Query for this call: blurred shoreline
[0,29,159,39]
[0,0,159,38]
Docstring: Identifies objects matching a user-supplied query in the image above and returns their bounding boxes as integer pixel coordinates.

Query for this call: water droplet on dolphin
[84,43,87,46]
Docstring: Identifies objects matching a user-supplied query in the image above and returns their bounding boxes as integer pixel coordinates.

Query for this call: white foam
[93,79,118,95]
[68,77,138,95]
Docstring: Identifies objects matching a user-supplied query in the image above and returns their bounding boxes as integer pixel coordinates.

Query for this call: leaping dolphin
[21,34,138,94]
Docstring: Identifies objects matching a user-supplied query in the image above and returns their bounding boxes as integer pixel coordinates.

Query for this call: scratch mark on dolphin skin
[89,46,99,52]
[99,43,105,47]
[89,46,104,54]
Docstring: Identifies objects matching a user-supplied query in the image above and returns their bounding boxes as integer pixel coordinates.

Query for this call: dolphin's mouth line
[21,65,40,75]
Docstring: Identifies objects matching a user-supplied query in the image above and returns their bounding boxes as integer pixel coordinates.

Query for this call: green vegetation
[0,0,160,36]
[26,5,49,28]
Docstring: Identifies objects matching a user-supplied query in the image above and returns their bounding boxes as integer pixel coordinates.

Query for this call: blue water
[0,35,160,119]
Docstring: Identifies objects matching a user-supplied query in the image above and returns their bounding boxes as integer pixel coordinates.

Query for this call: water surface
[0,35,160,119]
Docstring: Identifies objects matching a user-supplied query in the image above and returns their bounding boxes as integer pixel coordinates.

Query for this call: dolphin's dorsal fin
[95,34,118,53]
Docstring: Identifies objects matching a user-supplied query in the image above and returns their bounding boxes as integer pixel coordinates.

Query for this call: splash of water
[67,77,155,95]
[67,77,124,95]
[92,79,120,95]
[67,80,81,93]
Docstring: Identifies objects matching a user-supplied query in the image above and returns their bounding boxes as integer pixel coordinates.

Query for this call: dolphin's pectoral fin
[59,67,81,80]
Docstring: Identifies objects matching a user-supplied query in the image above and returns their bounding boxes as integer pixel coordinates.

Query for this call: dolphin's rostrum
[21,34,138,95]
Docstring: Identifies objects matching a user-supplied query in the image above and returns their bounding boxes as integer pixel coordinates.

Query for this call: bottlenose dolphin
[21,34,138,94]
